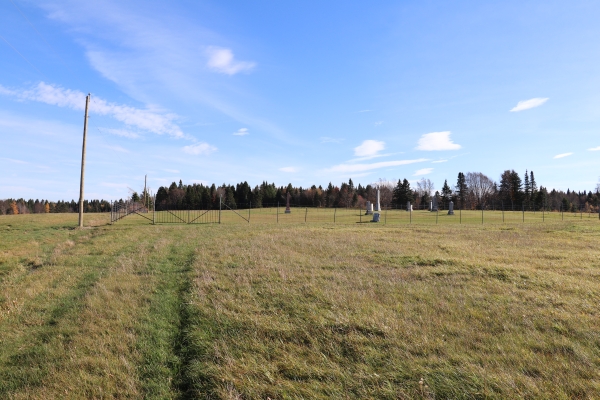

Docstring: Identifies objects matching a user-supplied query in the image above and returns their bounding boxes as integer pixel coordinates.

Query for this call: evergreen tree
[456,172,467,208]
[530,171,537,194]
[441,179,452,207]
[392,179,412,207]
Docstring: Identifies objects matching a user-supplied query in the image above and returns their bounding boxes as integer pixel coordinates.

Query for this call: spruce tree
[456,172,467,208]
[441,179,452,207]
[524,170,530,203]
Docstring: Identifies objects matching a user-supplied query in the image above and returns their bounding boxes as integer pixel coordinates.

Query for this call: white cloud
[358,109,371,113]
[206,47,256,75]
[414,168,433,176]
[432,159,447,163]
[354,140,385,157]
[326,158,429,173]
[1,82,184,137]
[164,169,180,173]
[0,157,29,164]
[588,146,600,151]
[553,152,573,159]
[183,142,217,155]
[416,131,461,151]
[233,128,249,136]
[105,128,140,139]
[280,167,298,173]
[510,97,549,112]
[320,137,344,143]
[102,144,129,153]
[374,121,383,126]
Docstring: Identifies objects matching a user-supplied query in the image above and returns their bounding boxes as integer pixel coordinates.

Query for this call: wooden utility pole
[144,174,147,209]
[78,94,90,228]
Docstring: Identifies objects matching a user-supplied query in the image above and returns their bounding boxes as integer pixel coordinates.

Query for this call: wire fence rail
[111,199,600,225]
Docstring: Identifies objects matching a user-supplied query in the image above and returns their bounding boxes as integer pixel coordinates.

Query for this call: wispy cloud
[355,140,385,157]
[233,128,249,136]
[280,167,298,173]
[358,109,371,113]
[374,121,383,126]
[320,137,344,143]
[416,131,461,151]
[164,169,180,173]
[553,152,573,159]
[104,128,141,139]
[0,82,184,137]
[0,157,29,164]
[102,144,129,153]
[326,158,429,173]
[414,168,433,176]
[206,47,256,75]
[183,142,217,155]
[432,159,447,163]
[510,97,549,112]
[588,146,600,151]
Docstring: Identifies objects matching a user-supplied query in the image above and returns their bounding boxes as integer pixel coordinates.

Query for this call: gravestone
[432,196,439,212]
[429,201,433,211]
[366,201,373,215]
[448,201,454,215]
[374,189,381,212]
[371,212,380,222]
[285,192,291,213]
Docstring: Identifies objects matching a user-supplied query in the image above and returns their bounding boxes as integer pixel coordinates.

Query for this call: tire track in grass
[136,237,200,399]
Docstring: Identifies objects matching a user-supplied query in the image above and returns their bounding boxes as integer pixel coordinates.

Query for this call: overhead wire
[7,0,85,87]
[0,33,45,77]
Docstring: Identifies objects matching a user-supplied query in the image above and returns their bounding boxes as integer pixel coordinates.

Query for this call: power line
[8,0,80,81]
[0,34,45,77]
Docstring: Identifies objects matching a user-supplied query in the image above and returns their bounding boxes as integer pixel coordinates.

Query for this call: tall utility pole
[144,174,148,209]
[78,94,90,228]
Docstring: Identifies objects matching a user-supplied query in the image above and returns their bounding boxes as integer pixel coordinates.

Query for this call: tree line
[153,170,599,212]
[2,170,599,215]
[0,199,111,215]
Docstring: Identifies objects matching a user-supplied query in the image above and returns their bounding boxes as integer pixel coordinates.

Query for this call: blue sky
[1,0,599,200]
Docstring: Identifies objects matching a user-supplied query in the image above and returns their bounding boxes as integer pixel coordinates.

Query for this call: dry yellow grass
[0,213,599,399]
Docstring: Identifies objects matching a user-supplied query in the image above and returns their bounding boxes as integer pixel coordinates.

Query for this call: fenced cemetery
[1,211,598,399]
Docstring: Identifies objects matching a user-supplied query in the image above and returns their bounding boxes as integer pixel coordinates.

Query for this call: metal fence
[111,199,599,225]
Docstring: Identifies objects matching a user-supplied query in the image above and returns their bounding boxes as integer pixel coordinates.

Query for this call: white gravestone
[372,189,381,222]
[448,201,455,215]
[366,201,373,215]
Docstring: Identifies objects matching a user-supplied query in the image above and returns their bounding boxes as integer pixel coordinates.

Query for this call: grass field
[1,212,599,399]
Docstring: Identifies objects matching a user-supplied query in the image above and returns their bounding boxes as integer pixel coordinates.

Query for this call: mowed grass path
[0,214,599,399]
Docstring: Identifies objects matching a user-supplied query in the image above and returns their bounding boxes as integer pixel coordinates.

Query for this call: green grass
[0,213,599,398]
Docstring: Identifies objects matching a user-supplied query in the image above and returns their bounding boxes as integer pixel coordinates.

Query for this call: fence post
[249,202,251,224]
[277,202,279,223]
[502,201,504,223]
[522,204,524,223]
[219,196,221,224]
[481,206,483,225]
[460,208,462,224]
[436,207,438,224]
[410,204,412,224]
[153,196,155,225]
[305,207,307,223]
[360,206,362,223]
[385,207,387,225]
[334,207,336,224]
